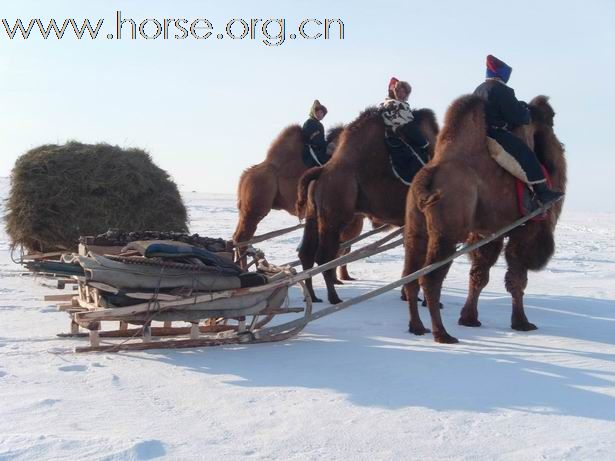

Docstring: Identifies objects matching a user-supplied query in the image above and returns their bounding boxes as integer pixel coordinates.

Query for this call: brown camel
[297,107,439,304]
[232,124,362,280]
[403,95,567,343]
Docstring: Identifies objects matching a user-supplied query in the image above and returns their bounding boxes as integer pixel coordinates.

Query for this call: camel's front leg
[505,243,537,331]
[459,236,504,327]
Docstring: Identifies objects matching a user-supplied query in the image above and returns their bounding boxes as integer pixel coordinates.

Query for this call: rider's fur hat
[486,55,512,83]
[309,100,328,118]
[388,77,412,100]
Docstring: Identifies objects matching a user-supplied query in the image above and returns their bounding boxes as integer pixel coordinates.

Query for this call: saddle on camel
[402,70,567,344]
[296,78,439,304]
[233,100,362,281]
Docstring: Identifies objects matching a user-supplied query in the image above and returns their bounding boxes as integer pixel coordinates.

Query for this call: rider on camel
[302,100,333,167]
[474,55,564,205]
[379,77,430,184]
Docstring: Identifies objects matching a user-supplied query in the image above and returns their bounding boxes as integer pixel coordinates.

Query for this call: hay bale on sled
[4,141,188,252]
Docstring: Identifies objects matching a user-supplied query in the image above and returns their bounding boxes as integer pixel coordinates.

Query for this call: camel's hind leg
[335,248,353,284]
[403,232,430,336]
[420,236,458,343]
[298,214,322,303]
[315,224,344,305]
[458,235,504,327]
[336,215,364,282]
[504,238,537,331]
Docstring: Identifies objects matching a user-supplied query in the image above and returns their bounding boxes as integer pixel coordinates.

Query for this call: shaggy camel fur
[403,95,566,343]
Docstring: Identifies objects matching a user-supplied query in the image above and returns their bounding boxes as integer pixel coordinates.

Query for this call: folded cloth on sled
[77,254,267,292]
[124,240,241,275]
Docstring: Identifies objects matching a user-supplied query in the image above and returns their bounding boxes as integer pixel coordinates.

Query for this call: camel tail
[296,167,324,217]
[413,167,442,212]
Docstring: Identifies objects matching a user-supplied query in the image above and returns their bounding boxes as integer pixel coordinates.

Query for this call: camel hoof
[458,317,481,327]
[421,299,444,309]
[511,322,538,332]
[329,296,343,305]
[305,297,322,303]
[408,323,430,336]
[434,333,459,344]
[340,276,357,281]
[333,279,344,285]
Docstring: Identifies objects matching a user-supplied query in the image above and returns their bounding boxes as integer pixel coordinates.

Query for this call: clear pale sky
[1,0,613,212]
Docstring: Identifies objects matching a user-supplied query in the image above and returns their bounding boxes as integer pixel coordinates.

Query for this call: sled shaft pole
[235,223,304,248]
[258,200,560,337]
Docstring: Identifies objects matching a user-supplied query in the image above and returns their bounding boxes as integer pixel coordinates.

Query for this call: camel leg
[403,233,430,335]
[315,226,343,305]
[458,236,504,327]
[298,215,322,303]
[335,248,353,283]
[420,237,458,343]
[336,215,363,282]
[233,166,277,268]
[505,242,537,331]
[232,213,264,269]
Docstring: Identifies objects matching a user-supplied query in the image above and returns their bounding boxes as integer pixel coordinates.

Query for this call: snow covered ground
[1,178,614,460]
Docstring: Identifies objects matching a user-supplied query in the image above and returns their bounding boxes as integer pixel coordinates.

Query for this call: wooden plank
[87,281,119,295]
[89,322,100,348]
[24,251,65,261]
[73,287,280,321]
[75,336,244,353]
[259,307,304,315]
[58,323,237,338]
[82,244,125,256]
[74,299,270,324]
[44,294,74,301]
[57,303,75,310]
[190,323,199,339]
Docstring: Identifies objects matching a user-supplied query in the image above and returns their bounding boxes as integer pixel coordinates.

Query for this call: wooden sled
[65,278,313,353]
[46,199,559,353]
[56,222,403,353]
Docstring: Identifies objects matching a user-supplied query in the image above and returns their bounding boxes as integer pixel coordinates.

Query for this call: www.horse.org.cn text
[1,11,346,46]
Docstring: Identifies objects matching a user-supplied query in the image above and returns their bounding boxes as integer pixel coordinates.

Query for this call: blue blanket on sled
[126,241,242,275]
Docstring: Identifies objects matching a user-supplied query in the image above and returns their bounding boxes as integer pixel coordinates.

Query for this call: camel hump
[441,94,486,137]
[413,108,440,134]
[265,125,303,163]
[326,124,345,143]
[434,95,487,160]
[346,106,381,133]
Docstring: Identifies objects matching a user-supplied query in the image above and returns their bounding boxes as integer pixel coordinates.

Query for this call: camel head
[529,95,556,128]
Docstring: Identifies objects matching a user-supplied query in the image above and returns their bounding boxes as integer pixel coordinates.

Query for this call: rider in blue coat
[473,55,564,205]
